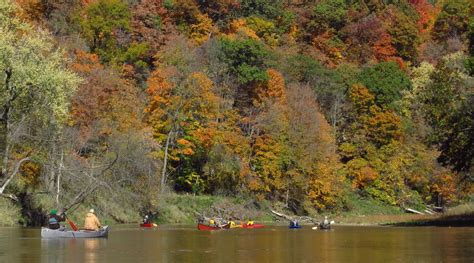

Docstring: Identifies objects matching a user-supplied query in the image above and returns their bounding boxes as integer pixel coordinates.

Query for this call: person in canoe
[319,216,331,230]
[143,215,151,224]
[246,220,254,226]
[209,218,217,227]
[84,209,102,231]
[290,219,299,228]
[228,218,236,228]
[47,209,66,230]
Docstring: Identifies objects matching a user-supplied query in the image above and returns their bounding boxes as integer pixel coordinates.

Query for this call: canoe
[242,223,264,229]
[41,226,109,238]
[197,223,222,231]
[319,223,331,230]
[289,225,302,229]
[140,223,155,228]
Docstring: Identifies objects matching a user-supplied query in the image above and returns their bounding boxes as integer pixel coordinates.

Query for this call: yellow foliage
[189,13,215,45]
[227,18,260,40]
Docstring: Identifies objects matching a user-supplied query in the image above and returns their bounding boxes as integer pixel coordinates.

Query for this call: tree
[218,38,271,85]
[384,6,421,62]
[69,50,142,138]
[80,0,132,63]
[420,52,474,173]
[0,0,80,195]
[432,0,472,42]
[197,0,239,22]
[189,13,215,45]
[311,0,348,33]
[358,62,412,109]
[341,14,384,64]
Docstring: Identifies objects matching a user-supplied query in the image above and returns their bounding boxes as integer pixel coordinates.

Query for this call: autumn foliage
[3,0,472,220]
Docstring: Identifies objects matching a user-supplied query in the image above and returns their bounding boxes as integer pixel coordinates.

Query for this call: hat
[50,209,57,215]
[89,209,95,214]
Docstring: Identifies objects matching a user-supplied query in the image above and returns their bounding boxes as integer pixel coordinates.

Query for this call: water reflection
[0,225,472,262]
[40,235,107,262]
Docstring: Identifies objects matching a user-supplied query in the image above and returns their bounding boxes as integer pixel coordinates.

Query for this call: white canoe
[41,226,109,238]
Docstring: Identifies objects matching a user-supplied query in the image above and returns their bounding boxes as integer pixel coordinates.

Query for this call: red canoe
[197,223,222,230]
[242,223,265,229]
[140,223,155,228]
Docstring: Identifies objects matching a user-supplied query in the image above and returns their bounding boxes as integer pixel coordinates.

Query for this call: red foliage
[409,0,437,33]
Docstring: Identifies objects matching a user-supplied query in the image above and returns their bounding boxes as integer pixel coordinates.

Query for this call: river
[1,225,473,262]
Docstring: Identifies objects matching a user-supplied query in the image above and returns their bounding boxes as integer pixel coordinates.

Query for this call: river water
[1,225,473,262]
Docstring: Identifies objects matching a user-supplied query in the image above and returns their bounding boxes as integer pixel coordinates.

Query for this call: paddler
[47,209,66,230]
[84,208,102,231]
[209,218,215,226]
[228,218,236,228]
[246,220,254,226]
[143,215,151,224]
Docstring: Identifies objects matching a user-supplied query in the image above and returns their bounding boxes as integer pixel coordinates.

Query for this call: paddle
[63,213,79,231]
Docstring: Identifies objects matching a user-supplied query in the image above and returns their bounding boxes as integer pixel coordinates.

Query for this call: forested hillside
[0,0,472,225]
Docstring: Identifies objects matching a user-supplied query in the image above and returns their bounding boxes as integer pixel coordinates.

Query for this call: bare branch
[0,157,31,194]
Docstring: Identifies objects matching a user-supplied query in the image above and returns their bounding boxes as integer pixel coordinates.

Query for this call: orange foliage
[346,158,379,189]
[409,0,438,34]
[349,83,375,113]
[252,69,287,107]
[70,50,141,138]
[19,161,41,187]
[349,84,402,146]
[70,50,104,74]
[431,171,458,204]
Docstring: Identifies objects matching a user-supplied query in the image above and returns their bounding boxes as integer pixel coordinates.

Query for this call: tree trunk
[1,69,13,178]
[161,130,172,193]
[56,150,64,207]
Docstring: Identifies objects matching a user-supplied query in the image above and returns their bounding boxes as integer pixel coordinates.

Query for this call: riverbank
[0,193,472,227]
[386,202,474,227]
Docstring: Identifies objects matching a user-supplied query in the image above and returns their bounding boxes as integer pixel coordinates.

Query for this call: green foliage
[0,0,81,123]
[387,7,420,61]
[311,0,348,32]
[0,199,21,226]
[80,0,131,63]
[420,52,474,172]
[284,55,326,83]
[432,0,472,41]
[234,0,284,20]
[121,42,149,68]
[358,62,412,108]
[218,38,271,84]
[246,16,279,45]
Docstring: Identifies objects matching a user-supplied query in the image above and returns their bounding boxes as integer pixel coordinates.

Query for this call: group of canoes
[197,217,265,231]
[42,211,331,238]
[289,216,332,230]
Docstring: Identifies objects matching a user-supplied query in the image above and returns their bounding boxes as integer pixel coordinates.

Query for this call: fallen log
[270,210,322,224]
[405,208,425,215]
[424,209,434,215]
[271,210,293,221]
